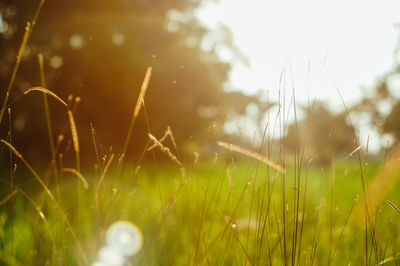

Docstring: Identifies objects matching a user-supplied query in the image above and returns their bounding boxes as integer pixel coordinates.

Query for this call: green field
[1,153,400,265]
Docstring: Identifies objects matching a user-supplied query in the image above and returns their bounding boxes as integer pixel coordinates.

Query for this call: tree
[354,25,400,146]
[0,0,263,163]
[285,102,355,165]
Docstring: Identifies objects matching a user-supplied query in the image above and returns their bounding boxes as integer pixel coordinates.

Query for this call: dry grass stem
[96,153,115,191]
[386,200,400,216]
[217,141,285,173]
[0,0,45,124]
[119,67,153,176]
[0,190,18,206]
[148,133,182,167]
[345,145,362,159]
[24,86,67,107]
[147,129,169,151]
[167,126,178,150]
[147,126,177,151]
[67,110,79,153]
[62,168,89,189]
[67,110,80,170]
[133,67,152,117]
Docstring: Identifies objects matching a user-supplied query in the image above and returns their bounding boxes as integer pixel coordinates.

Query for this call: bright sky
[197,0,400,104]
[196,0,400,149]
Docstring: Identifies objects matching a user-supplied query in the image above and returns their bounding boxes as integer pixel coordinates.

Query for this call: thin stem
[0,0,45,125]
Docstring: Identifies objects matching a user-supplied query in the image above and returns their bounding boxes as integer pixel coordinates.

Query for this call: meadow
[1,75,400,265]
[1,140,400,265]
[1,1,400,265]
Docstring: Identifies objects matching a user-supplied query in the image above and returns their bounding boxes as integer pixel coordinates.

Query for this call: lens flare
[93,220,143,266]
[106,221,143,257]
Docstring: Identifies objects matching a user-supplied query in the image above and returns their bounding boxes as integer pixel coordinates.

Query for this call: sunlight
[197,0,400,106]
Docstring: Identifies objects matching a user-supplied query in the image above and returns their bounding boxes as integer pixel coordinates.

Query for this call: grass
[1,1,400,265]
[1,155,399,265]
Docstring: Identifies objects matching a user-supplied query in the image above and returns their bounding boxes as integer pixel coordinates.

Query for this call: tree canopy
[0,0,264,163]
[284,102,355,165]
[354,27,400,147]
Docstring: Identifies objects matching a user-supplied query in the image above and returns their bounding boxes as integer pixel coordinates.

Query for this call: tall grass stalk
[329,196,358,265]
[324,64,379,263]
[0,139,88,265]
[24,87,67,107]
[7,108,15,256]
[279,67,287,265]
[328,146,334,264]
[289,64,302,266]
[117,67,152,176]
[67,110,80,171]
[38,54,56,158]
[90,123,103,173]
[0,0,45,125]
[37,54,64,202]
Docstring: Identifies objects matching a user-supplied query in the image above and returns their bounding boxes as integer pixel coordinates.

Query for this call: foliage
[356,28,400,145]
[284,102,356,165]
[0,0,263,161]
[382,101,400,142]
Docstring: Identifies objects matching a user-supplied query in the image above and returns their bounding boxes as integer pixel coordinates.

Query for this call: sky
[196,0,400,149]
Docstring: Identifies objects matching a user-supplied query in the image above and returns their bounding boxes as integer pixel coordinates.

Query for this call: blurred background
[1,0,400,166]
